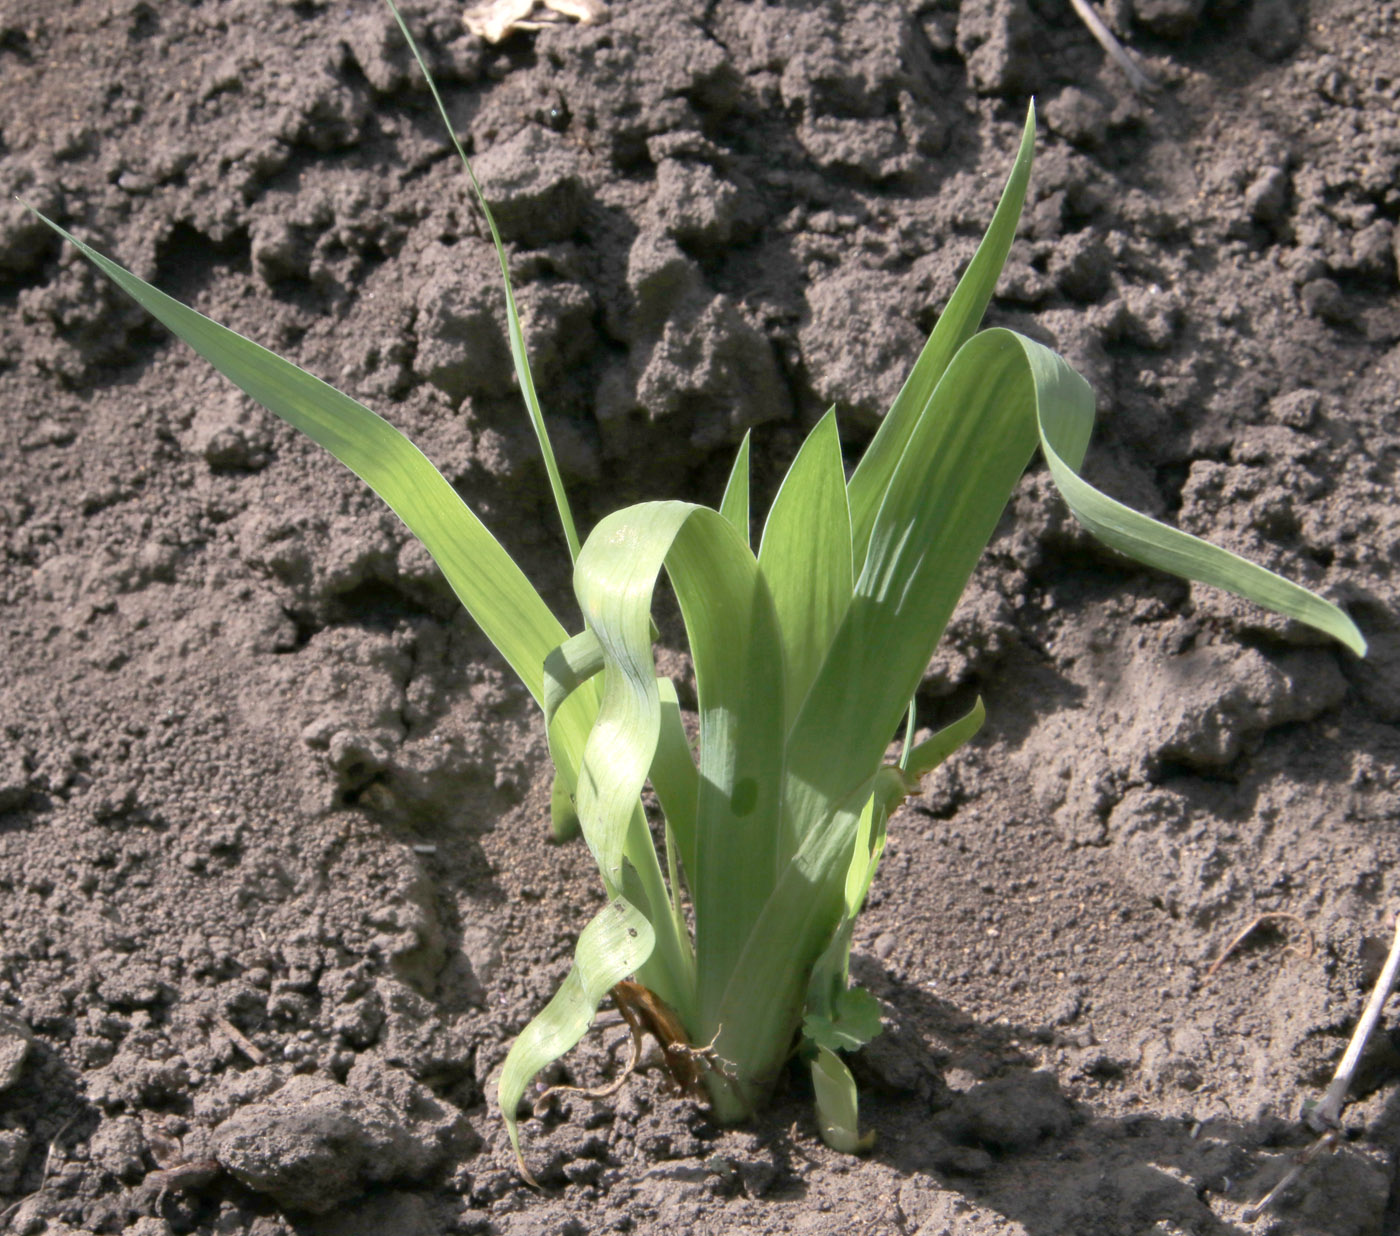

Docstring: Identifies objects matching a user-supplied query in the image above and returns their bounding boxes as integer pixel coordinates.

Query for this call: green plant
[26,4,1365,1179]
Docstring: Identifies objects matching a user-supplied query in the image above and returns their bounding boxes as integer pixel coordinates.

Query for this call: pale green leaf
[498,898,654,1183]
[804,986,883,1054]
[810,1045,875,1153]
[384,0,580,560]
[719,430,752,548]
[790,328,1363,847]
[543,629,605,725]
[758,408,854,727]
[846,105,1037,569]
[1038,431,1367,657]
[650,677,699,890]
[572,502,786,1040]
[904,695,987,780]
[25,209,568,705]
[549,769,580,843]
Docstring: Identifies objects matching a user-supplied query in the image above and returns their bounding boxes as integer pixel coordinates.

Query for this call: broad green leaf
[846,104,1037,570]
[549,770,581,843]
[1038,432,1367,657]
[498,898,654,1184]
[700,779,871,1120]
[542,630,605,842]
[571,504,690,892]
[791,329,1363,843]
[787,330,1050,845]
[804,986,884,1054]
[810,1045,875,1153]
[719,430,752,548]
[650,677,699,890]
[543,629,605,724]
[758,408,854,728]
[652,676,698,948]
[385,0,580,561]
[26,210,568,705]
[573,502,786,1039]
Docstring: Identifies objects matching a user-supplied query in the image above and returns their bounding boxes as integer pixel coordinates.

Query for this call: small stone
[0,1129,30,1192]
[933,1071,1073,1151]
[412,259,513,402]
[88,1116,146,1184]
[931,1142,995,1175]
[213,1074,446,1214]
[250,216,308,284]
[1247,0,1305,61]
[1270,388,1322,429]
[1049,231,1113,302]
[0,1015,34,1092]
[1300,277,1348,324]
[327,730,395,793]
[1351,220,1395,281]
[1048,989,1083,1026]
[202,426,262,471]
[0,744,30,813]
[304,1190,438,1236]
[956,0,1038,96]
[1244,166,1290,225]
[1043,87,1109,148]
[651,160,742,252]
[1132,0,1205,37]
[474,126,585,246]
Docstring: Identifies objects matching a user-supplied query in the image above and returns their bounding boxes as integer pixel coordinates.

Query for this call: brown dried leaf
[464,0,605,43]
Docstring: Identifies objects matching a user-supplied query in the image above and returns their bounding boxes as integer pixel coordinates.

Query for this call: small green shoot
[24,1,1366,1180]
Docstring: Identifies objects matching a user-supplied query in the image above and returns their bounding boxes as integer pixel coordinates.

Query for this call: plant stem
[1309,911,1400,1133]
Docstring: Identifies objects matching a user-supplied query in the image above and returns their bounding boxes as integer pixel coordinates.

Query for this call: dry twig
[1067,0,1157,95]
[1244,912,1400,1219]
[0,1117,73,1227]
[1205,912,1315,982]
[214,1016,267,1065]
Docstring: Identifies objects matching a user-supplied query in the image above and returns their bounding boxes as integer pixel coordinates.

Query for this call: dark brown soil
[2,0,1399,1232]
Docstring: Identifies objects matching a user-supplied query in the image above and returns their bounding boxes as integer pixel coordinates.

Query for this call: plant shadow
[845,961,1395,1236]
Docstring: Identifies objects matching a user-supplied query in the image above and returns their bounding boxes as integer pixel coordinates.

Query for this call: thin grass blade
[719,430,752,548]
[846,105,1037,569]
[27,210,568,702]
[384,0,581,561]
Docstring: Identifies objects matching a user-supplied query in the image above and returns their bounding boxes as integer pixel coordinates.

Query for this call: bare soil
[2,1,1399,1233]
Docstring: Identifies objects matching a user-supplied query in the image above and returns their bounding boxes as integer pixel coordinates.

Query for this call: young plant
[26,4,1365,1178]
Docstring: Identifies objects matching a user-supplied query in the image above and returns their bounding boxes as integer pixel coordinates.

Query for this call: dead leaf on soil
[464,0,606,43]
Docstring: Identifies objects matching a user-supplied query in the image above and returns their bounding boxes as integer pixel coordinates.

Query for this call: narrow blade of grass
[719,430,752,548]
[26,208,568,702]
[385,0,581,561]
[846,105,1037,570]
